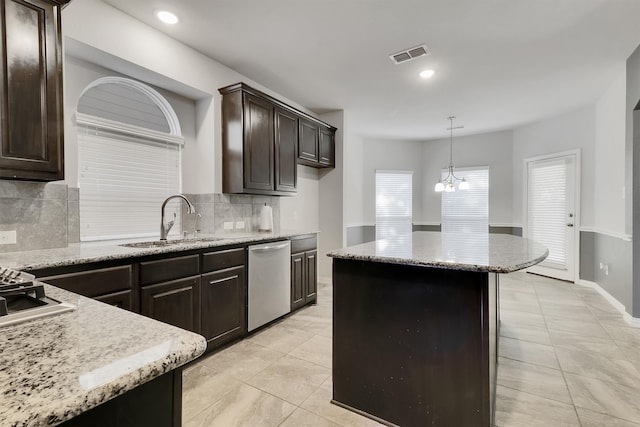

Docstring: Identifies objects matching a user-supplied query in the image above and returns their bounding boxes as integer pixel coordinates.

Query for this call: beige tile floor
[183,272,640,427]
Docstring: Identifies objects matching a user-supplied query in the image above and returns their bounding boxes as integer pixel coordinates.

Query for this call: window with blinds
[375,171,413,240]
[77,77,184,241]
[527,159,567,269]
[441,167,489,233]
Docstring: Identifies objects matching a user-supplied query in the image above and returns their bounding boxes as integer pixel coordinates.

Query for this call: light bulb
[459,180,469,190]
[435,182,445,192]
[419,69,435,79]
[156,10,179,24]
[445,183,455,192]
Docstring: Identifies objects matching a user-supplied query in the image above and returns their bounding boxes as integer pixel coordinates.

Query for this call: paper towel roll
[259,203,273,232]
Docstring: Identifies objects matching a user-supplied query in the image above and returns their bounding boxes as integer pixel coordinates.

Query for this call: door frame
[522,149,581,283]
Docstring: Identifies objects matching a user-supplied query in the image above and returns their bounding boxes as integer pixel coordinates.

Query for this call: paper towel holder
[259,203,273,232]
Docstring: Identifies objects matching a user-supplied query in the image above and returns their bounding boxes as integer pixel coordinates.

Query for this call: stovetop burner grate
[0,267,76,327]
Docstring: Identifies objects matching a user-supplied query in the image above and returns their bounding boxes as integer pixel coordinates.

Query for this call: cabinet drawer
[290,235,317,253]
[95,290,133,311]
[202,248,245,273]
[40,265,132,298]
[140,255,200,285]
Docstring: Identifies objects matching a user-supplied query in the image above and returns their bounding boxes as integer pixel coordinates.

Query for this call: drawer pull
[208,275,239,285]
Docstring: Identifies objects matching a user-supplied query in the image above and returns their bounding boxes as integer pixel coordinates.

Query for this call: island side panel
[58,369,182,427]
[332,258,496,427]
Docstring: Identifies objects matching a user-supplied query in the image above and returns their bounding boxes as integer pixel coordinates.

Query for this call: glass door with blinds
[375,171,413,240]
[441,167,489,234]
[525,152,579,282]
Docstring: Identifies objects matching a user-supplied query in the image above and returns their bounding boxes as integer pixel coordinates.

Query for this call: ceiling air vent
[389,44,430,64]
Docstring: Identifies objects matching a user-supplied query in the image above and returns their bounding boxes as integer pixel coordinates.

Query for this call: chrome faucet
[160,195,196,240]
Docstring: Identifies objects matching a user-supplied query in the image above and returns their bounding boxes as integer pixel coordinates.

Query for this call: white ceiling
[101,0,640,140]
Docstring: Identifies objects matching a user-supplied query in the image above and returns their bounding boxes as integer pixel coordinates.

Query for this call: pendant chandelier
[435,116,468,192]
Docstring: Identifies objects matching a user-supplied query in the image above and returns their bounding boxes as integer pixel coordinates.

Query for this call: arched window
[77,77,184,241]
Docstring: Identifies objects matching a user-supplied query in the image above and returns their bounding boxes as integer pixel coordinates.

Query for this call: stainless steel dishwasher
[247,240,291,331]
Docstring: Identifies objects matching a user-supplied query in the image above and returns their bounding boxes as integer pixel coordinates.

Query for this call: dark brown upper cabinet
[0,0,70,181]
[319,125,335,167]
[220,83,335,196]
[243,93,275,192]
[274,107,297,193]
[298,119,337,168]
[298,118,319,164]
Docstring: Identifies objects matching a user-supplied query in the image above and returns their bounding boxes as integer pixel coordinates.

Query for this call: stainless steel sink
[120,237,223,249]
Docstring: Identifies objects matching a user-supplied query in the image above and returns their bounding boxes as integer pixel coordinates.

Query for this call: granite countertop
[0,230,318,271]
[0,284,207,427]
[328,231,548,273]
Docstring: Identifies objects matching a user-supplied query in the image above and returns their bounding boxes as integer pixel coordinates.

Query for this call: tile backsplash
[183,193,280,235]
[0,182,70,253]
[0,185,280,253]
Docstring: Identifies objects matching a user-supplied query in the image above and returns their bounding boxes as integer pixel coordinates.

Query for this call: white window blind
[78,125,183,241]
[376,171,413,240]
[441,167,489,233]
[527,159,567,269]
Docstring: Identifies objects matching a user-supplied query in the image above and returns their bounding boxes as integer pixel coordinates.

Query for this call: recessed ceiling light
[419,69,435,79]
[156,10,178,25]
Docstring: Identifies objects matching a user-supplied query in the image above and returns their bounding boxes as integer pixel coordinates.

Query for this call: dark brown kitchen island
[328,232,548,426]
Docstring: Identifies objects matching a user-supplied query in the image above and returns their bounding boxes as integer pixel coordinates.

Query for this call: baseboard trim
[623,313,640,327]
[578,227,632,242]
[576,279,640,327]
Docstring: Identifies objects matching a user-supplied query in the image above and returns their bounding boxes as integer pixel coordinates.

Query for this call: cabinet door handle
[249,242,289,252]
[567,223,574,227]
[208,275,238,285]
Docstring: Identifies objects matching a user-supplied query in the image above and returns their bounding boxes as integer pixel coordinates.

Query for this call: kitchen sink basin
[120,237,224,249]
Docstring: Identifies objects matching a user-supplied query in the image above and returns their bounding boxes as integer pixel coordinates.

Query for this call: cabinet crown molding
[219,82,337,131]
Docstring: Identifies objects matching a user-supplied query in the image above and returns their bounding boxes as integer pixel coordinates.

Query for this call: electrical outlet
[0,230,17,245]
[235,221,245,229]
[223,222,234,230]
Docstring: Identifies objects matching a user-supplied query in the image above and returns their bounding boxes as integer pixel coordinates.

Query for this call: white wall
[62,0,322,231]
[318,111,345,278]
[63,0,315,191]
[279,166,320,230]
[343,135,364,227]
[512,105,597,229]
[360,139,424,225]
[594,67,627,236]
[422,130,514,226]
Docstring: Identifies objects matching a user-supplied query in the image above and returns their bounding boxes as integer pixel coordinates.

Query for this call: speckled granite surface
[328,231,548,273]
[0,230,318,271]
[0,284,207,427]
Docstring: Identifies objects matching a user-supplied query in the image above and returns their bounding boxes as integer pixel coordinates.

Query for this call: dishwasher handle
[249,242,290,253]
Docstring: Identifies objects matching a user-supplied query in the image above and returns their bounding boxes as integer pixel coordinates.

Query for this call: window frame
[76,77,185,242]
[440,166,489,234]
[375,170,413,240]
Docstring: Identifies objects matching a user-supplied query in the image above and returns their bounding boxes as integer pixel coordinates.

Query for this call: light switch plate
[235,221,245,229]
[223,222,234,230]
[0,230,17,245]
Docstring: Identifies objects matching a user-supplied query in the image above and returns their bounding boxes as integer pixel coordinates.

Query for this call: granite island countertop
[0,230,318,271]
[328,231,548,273]
[0,283,207,427]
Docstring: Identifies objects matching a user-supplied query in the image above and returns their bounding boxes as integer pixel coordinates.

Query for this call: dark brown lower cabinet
[59,369,182,427]
[332,259,498,426]
[305,250,317,300]
[141,276,201,334]
[36,264,137,312]
[291,248,317,311]
[291,253,305,310]
[94,290,133,311]
[201,265,246,348]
